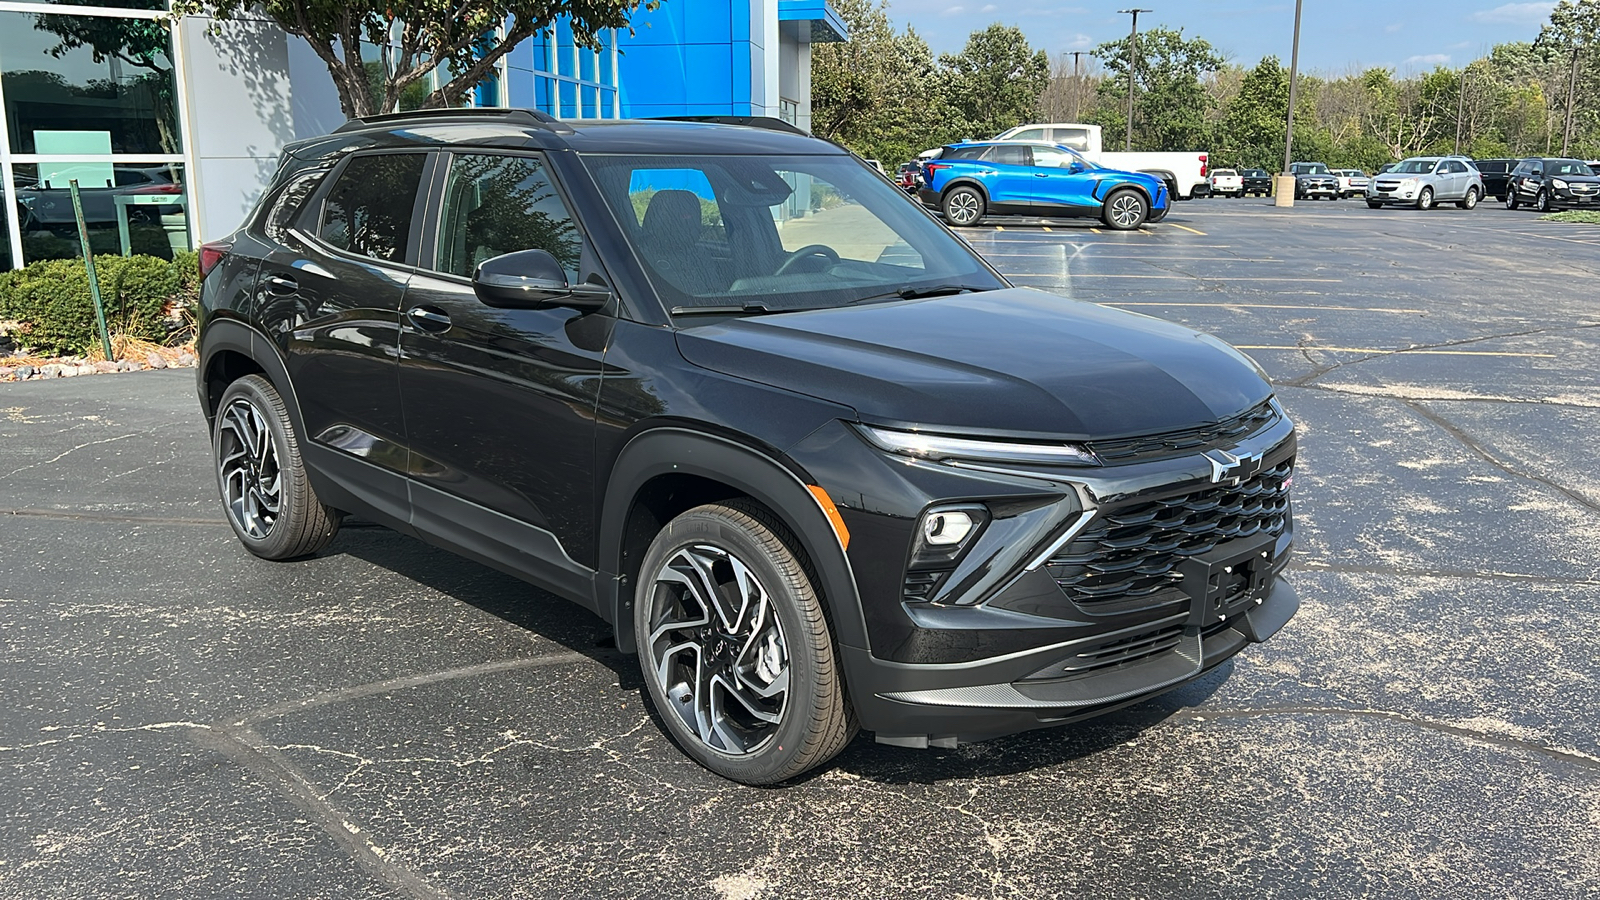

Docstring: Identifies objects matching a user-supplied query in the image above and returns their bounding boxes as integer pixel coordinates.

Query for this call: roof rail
[649,116,809,137]
[333,107,574,135]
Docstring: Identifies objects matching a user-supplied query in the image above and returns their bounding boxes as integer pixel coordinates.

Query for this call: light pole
[1071,50,1087,121]
[1455,65,1468,155]
[1276,0,1304,207]
[1118,8,1151,151]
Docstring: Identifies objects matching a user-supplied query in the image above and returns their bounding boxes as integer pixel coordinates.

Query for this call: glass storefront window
[0,0,165,10]
[12,161,188,262]
[0,11,179,155]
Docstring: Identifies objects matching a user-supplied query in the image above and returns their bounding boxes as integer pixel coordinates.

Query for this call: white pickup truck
[993,123,1211,200]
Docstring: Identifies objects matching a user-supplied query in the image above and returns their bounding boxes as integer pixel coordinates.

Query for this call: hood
[674,288,1272,440]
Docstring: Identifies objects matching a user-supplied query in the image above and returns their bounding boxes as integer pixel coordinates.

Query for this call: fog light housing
[904,504,990,604]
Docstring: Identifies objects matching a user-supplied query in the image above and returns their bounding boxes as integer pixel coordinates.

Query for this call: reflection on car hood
[675,288,1272,439]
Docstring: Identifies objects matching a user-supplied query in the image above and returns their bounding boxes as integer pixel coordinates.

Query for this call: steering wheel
[775,244,840,276]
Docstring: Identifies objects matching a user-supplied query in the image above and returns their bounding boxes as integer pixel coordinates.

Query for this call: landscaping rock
[74,364,97,377]
[175,351,197,367]
[120,360,140,372]
[94,361,119,374]
[15,365,34,380]
[58,366,76,377]
[0,366,12,378]
[146,352,167,369]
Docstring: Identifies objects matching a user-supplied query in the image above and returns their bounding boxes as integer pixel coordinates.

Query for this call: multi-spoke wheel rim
[1465,188,1478,209]
[1419,188,1432,209]
[217,398,281,540]
[947,191,980,224]
[645,544,789,756]
[1109,194,1144,228]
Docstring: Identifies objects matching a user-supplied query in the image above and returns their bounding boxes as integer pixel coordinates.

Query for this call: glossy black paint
[1506,157,1600,210]
[197,110,1296,745]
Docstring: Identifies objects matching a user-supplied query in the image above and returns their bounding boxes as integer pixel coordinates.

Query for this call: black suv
[196,109,1298,784]
[1505,157,1600,211]
[1472,158,1517,201]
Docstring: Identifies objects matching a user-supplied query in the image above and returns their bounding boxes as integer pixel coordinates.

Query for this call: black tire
[1506,190,1520,210]
[1102,189,1149,230]
[1366,200,1384,209]
[213,374,339,560]
[1537,189,1554,212]
[941,185,985,227]
[1458,187,1480,210]
[634,500,856,785]
[1416,186,1434,210]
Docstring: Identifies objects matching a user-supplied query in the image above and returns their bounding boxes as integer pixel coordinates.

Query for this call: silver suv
[1365,156,1485,210]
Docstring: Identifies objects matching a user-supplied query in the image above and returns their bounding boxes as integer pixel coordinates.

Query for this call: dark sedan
[1505,157,1600,211]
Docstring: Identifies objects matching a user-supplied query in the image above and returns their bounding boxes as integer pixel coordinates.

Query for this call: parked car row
[1199,156,1600,213]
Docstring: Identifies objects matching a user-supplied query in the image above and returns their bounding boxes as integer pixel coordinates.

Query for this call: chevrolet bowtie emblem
[1203,447,1264,484]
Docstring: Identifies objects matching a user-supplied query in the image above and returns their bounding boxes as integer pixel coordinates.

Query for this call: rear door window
[985,145,1030,166]
[318,153,427,263]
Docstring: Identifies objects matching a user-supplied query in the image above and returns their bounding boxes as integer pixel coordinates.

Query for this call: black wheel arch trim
[598,426,870,658]
[198,317,305,437]
[939,179,989,203]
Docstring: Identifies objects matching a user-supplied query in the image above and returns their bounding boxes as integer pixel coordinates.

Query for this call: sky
[886,1,1562,74]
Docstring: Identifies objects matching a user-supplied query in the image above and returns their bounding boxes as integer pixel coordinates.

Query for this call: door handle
[263,274,298,294]
[1034,172,1049,177]
[406,305,452,333]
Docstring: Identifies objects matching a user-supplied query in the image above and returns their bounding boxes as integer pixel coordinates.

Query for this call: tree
[940,25,1050,141]
[1088,27,1222,151]
[1536,0,1600,155]
[172,0,653,117]
[1217,56,1288,168]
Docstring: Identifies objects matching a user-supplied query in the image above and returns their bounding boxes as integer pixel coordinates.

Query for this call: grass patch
[1539,210,1600,224]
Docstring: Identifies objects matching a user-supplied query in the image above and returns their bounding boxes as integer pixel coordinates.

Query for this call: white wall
[177,16,344,241]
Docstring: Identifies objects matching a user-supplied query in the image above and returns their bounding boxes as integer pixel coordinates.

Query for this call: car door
[982,144,1035,210]
[254,150,429,528]
[397,150,613,596]
[1028,144,1098,212]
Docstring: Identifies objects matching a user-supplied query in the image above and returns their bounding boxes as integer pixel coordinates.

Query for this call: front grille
[1047,459,1293,609]
[1058,619,1185,678]
[1086,400,1278,464]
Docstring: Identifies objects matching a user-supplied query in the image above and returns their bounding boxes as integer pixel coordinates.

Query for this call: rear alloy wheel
[213,374,339,559]
[635,501,855,784]
[1506,190,1520,210]
[1102,189,1149,230]
[1458,187,1480,210]
[1416,186,1434,210]
[941,186,985,227]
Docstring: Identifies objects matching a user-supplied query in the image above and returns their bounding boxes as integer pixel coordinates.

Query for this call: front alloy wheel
[1103,189,1149,230]
[1538,189,1554,212]
[1416,186,1434,210]
[636,502,855,784]
[941,186,985,227]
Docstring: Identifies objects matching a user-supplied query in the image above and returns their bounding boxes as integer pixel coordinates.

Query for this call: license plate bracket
[1176,532,1277,629]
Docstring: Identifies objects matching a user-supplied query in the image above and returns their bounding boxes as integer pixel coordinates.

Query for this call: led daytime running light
[859,425,1100,466]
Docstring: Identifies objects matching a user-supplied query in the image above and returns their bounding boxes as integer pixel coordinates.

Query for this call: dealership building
[0,0,844,269]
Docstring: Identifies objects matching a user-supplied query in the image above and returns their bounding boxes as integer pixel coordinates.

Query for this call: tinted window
[434,153,582,281]
[943,146,986,161]
[1048,127,1092,151]
[1010,128,1046,141]
[986,145,1030,166]
[319,154,425,263]
[1445,161,1468,174]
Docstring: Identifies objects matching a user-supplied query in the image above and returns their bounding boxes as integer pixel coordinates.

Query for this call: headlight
[857,424,1100,466]
[1553,179,1569,189]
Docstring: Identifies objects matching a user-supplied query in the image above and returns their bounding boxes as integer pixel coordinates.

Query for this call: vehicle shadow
[326,520,1232,786]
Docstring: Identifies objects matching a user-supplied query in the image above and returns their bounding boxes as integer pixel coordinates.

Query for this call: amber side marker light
[807,485,851,551]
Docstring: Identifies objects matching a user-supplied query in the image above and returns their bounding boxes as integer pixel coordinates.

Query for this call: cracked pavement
[3,200,1598,898]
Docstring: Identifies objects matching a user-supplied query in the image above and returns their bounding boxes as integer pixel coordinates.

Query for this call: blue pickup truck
[918,140,1169,230]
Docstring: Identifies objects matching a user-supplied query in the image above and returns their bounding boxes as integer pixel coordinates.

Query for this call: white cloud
[1064,32,1094,50]
[1404,53,1452,66]
[981,3,998,10]
[941,5,966,16]
[1470,2,1556,25]
[1384,22,1404,33]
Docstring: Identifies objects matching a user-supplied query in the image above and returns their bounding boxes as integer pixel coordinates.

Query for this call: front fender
[598,427,870,656]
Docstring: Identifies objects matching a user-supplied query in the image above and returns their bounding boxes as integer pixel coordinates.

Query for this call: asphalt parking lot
[3,197,1598,899]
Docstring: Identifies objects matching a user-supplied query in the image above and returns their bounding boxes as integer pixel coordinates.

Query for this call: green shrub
[0,254,194,356]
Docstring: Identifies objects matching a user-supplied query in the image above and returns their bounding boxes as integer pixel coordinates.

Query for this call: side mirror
[1067,161,1086,174]
[472,249,608,313]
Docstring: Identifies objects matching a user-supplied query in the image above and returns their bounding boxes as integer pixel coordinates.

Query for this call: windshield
[1293,163,1330,175]
[1392,159,1441,174]
[582,154,1005,315]
[1547,159,1592,176]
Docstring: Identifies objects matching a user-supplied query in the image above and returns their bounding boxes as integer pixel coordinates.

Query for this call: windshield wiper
[850,284,988,305]
[671,302,807,316]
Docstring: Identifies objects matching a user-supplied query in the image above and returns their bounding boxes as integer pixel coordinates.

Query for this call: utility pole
[1276,0,1304,206]
[1563,46,1580,156]
[1455,67,1467,155]
[1072,51,1086,121]
[1118,9,1151,151]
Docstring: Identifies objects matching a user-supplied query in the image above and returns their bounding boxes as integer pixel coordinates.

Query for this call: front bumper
[1552,187,1600,207]
[852,575,1298,747]
[804,407,1299,747]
